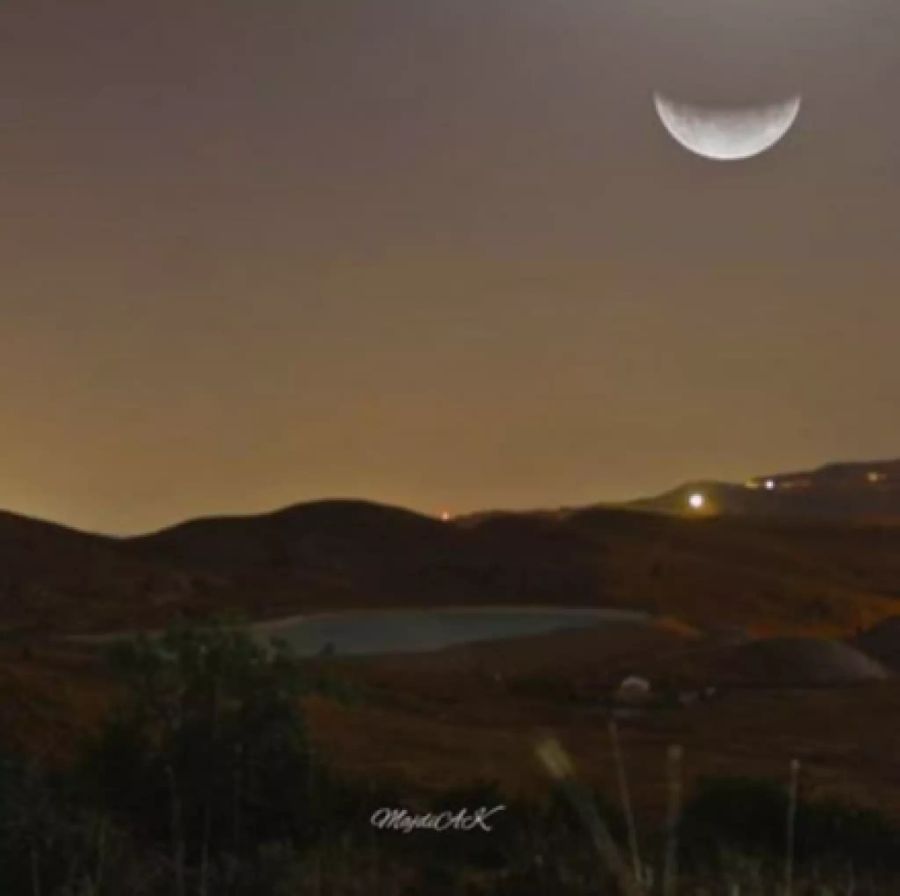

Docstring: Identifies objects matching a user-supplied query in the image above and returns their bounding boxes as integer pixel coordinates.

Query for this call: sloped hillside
[1,496,899,638]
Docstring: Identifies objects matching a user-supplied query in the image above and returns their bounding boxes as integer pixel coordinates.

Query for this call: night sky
[3,0,899,534]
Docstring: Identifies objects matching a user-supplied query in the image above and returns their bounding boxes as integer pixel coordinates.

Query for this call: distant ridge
[130,500,450,574]
[629,458,900,523]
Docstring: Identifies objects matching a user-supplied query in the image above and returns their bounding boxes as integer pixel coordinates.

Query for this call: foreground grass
[2,621,899,895]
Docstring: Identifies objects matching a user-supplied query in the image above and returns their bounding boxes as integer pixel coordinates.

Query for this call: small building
[615,675,652,705]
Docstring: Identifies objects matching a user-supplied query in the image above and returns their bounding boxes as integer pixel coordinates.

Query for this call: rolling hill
[631,458,900,522]
[0,480,899,637]
[0,457,897,637]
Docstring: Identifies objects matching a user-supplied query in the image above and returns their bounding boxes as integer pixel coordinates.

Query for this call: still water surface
[253,607,649,657]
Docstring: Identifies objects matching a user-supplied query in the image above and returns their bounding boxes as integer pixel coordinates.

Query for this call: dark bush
[682,775,900,874]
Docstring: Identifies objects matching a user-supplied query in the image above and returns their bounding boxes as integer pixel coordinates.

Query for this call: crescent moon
[653,92,802,162]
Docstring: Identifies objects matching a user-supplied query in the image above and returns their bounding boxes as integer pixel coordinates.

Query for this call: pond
[253,606,650,657]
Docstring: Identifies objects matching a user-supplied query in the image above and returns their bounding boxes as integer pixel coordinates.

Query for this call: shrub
[81,621,315,864]
[681,775,900,875]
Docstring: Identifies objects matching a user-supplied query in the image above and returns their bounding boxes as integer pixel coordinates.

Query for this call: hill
[631,458,900,522]
[855,616,900,671]
[0,511,197,636]
[1,459,900,638]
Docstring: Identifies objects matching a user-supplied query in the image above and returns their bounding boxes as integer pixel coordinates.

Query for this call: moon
[653,92,802,162]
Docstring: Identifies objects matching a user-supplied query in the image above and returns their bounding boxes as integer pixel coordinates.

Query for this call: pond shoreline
[68,605,652,656]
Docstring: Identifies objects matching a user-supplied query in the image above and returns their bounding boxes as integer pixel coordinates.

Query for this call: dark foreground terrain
[4,615,900,894]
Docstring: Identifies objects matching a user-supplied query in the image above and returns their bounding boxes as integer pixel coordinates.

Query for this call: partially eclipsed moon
[653,92,802,161]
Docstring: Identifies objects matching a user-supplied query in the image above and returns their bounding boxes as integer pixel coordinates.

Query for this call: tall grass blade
[535,736,643,896]
[662,744,683,896]
[608,720,643,890]
[785,758,801,896]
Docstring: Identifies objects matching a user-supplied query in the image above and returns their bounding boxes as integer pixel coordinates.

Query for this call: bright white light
[440,511,451,522]
[764,480,776,491]
[688,493,705,510]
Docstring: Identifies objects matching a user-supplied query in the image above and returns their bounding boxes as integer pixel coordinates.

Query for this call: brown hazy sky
[2,0,899,534]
